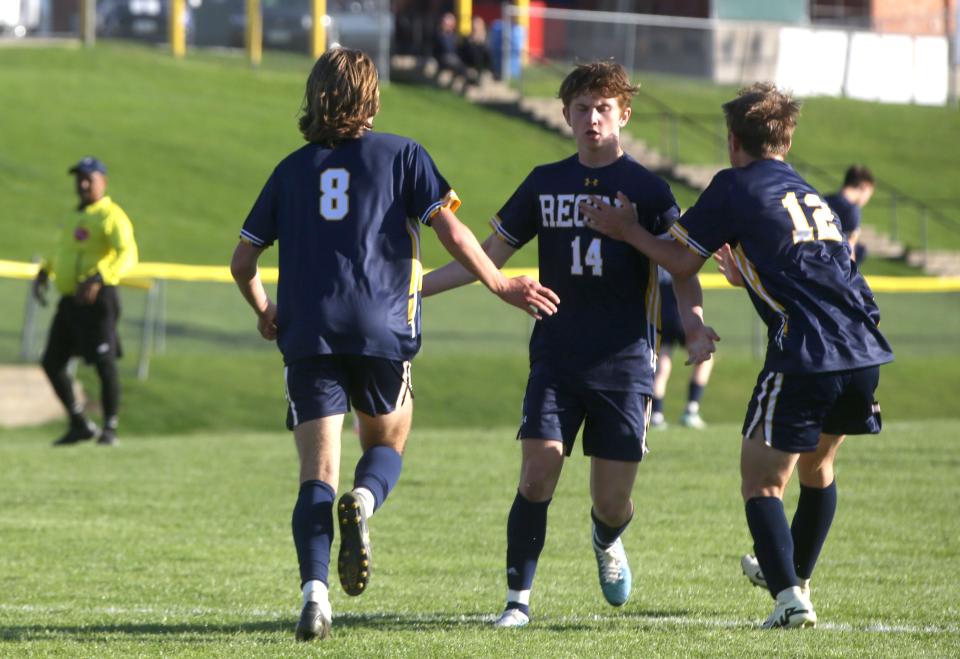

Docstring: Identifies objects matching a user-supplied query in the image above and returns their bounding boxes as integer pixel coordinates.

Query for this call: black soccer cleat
[295,600,332,641]
[52,419,98,446]
[337,491,372,597]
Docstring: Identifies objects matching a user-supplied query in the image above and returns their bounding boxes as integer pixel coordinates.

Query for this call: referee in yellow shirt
[32,157,139,446]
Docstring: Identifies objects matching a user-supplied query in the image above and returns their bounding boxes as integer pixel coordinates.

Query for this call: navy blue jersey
[823,192,861,237]
[240,132,458,365]
[492,154,680,393]
[670,159,893,374]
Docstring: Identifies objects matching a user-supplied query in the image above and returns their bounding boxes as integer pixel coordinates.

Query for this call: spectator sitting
[458,16,493,83]
[433,11,467,79]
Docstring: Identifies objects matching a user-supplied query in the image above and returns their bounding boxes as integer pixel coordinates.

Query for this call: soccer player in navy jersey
[650,268,715,430]
[824,165,875,263]
[230,48,558,642]
[581,82,894,629]
[422,61,718,628]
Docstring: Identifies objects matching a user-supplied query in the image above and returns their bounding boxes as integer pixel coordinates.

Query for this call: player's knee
[518,463,561,501]
[740,477,786,501]
[591,494,631,524]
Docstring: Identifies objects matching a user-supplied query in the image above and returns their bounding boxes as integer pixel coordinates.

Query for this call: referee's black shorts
[43,286,123,365]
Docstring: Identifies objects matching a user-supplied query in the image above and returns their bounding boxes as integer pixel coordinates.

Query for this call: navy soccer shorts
[659,282,686,347]
[517,364,651,462]
[44,286,122,365]
[741,365,882,453]
[283,355,412,430]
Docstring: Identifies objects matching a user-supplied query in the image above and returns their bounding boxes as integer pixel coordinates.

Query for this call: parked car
[225,0,390,58]
[98,0,194,43]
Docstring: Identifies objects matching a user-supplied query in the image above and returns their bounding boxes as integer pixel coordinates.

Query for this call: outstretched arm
[671,274,720,365]
[429,208,559,319]
[230,240,277,341]
[422,231,515,296]
[579,192,706,279]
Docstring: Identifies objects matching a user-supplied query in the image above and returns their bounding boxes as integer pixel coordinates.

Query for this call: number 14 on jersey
[571,236,603,276]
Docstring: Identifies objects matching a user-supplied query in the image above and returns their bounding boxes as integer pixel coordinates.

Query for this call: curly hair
[299,48,381,146]
[722,82,801,158]
[558,60,638,111]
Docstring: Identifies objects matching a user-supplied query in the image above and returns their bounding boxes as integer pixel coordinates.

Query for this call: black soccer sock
[353,445,403,513]
[591,507,633,550]
[687,382,705,406]
[292,480,336,586]
[745,496,798,597]
[791,481,837,580]
[94,353,120,423]
[505,491,551,591]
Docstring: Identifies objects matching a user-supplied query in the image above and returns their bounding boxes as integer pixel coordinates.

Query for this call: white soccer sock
[506,588,530,606]
[302,580,328,605]
[686,401,700,414]
[353,486,376,519]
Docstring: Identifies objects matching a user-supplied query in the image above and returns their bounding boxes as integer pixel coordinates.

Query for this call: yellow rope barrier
[2,259,959,292]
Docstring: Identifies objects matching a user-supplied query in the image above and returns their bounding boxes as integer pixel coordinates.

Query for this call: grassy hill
[519,66,960,251]
[0,43,956,436]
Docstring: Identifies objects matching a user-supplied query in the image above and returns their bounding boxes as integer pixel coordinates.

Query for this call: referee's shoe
[52,417,98,446]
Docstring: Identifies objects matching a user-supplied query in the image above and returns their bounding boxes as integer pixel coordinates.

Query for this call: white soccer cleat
[761,586,817,629]
[592,533,632,607]
[741,554,768,591]
[650,411,668,430]
[741,554,810,598]
[679,411,706,429]
[492,608,530,628]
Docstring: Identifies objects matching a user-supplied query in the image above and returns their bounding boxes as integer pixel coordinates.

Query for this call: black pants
[41,287,122,421]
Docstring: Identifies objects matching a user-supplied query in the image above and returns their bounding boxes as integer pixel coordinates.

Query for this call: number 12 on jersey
[571,236,603,276]
[782,191,842,244]
[319,168,350,221]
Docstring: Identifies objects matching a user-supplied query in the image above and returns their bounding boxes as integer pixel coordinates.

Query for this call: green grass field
[1,420,958,656]
[1,42,958,656]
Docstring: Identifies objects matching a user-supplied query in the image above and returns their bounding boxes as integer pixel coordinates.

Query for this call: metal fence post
[670,115,679,163]
[920,207,929,270]
[155,279,167,355]
[753,315,764,361]
[20,279,40,362]
[889,191,898,242]
[137,282,159,381]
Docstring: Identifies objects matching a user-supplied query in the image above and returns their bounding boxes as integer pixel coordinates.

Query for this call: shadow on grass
[1,608,705,640]
[0,619,291,641]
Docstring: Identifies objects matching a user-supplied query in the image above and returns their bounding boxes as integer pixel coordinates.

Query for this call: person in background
[33,156,139,448]
[458,16,493,82]
[824,165,874,263]
[650,268,714,430]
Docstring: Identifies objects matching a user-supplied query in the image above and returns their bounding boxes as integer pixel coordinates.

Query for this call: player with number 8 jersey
[231,47,558,642]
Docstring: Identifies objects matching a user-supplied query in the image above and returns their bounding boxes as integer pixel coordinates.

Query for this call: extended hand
[713,244,744,288]
[498,276,560,320]
[578,191,637,242]
[75,278,102,305]
[257,301,278,341]
[684,324,720,366]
